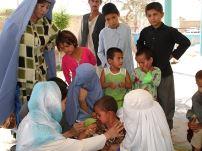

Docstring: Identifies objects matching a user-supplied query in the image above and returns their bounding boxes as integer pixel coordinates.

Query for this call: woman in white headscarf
[16,81,123,151]
[0,0,58,125]
[119,89,174,151]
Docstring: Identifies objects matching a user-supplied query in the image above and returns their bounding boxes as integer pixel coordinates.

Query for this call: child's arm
[79,88,89,113]
[136,29,146,51]
[97,31,107,67]
[62,59,71,85]
[100,69,116,89]
[171,28,191,60]
[150,68,161,87]
[119,71,132,89]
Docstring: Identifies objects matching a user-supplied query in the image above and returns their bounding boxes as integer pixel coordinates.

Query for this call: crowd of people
[0,0,201,151]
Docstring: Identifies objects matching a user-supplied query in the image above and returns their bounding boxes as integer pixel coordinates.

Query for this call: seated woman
[16,81,123,151]
[119,89,174,151]
[65,63,103,127]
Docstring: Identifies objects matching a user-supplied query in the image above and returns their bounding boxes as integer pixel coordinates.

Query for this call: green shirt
[133,67,161,100]
[104,68,127,108]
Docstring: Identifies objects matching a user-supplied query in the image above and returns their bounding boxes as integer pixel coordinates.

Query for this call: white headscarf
[120,89,174,151]
[16,81,64,151]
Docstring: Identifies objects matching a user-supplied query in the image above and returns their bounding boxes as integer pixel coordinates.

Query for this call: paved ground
[172,44,201,151]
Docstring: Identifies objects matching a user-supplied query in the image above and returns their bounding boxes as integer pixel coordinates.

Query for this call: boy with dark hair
[137,1,191,129]
[97,3,136,76]
[186,70,202,151]
[100,47,131,108]
[78,0,105,75]
[134,48,161,100]
[94,96,125,151]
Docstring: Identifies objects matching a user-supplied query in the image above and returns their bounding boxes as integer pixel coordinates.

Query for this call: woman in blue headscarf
[66,63,103,126]
[16,81,123,151]
[0,0,58,124]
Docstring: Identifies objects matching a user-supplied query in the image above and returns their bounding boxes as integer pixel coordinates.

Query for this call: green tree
[53,10,70,30]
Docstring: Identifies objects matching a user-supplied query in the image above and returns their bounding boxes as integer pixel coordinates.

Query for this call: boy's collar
[151,22,164,30]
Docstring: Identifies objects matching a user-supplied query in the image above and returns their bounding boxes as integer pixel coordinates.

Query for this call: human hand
[79,88,88,101]
[84,123,97,137]
[119,82,125,88]
[108,82,116,89]
[104,122,124,140]
[73,122,85,133]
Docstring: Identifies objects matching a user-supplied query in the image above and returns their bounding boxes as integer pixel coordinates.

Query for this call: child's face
[88,0,101,12]
[196,79,202,93]
[94,106,109,124]
[146,9,163,28]
[58,42,75,55]
[105,13,119,29]
[108,52,123,69]
[136,54,153,72]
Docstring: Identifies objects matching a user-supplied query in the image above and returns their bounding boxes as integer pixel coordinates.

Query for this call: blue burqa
[0,0,56,124]
[65,63,103,126]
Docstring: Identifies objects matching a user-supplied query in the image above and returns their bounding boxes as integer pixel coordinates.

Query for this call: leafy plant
[53,10,70,30]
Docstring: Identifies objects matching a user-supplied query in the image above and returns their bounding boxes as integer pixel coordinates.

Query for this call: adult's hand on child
[85,123,97,136]
[73,122,85,133]
[104,122,124,140]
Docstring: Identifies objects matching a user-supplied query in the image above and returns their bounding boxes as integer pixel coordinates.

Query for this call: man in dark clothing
[78,0,105,74]
[137,2,191,130]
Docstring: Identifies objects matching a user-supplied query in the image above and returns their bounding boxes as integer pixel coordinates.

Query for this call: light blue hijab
[16,81,64,151]
[65,63,103,126]
[0,0,56,124]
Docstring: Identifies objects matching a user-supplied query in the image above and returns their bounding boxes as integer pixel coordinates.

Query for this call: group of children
[53,1,202,150]
[2,0,202,151]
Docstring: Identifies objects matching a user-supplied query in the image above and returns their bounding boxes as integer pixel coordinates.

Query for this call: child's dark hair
[89,0,102,3]
[136,49,153,60]
[94,96,118,113]
[56,30,78,51]
[107,47,123,60]
[195,70,202,80]
[48,77,68,100]
[102,3,119,17]
[37,0,51,4]
[145,2,163,14]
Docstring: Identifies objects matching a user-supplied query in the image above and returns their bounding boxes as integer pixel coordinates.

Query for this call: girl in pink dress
[56,30,96,85]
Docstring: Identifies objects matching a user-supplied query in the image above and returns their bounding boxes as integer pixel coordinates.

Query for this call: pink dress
[62,47,96,85]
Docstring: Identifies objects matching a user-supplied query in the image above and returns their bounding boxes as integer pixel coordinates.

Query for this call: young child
[56,30,96,85]
[97,3,136,76]
[100,47,132,108]
[134,49,161,100]
[94,96,125,151]
[186,70,202,151]
[137,2,191,129]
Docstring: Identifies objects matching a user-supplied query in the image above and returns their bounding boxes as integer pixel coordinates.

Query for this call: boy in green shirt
[134,48,161,100]
[100,47,132,108]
